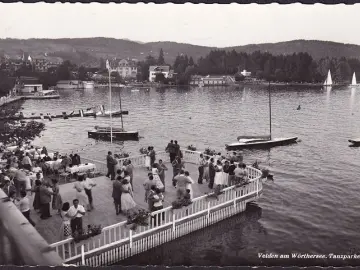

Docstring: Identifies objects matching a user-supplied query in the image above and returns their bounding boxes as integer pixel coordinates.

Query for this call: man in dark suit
[2,178,16,197]
[208,158,216,189]
[106,151,117,180]
[39,182,54,219]
[165,140,176,163]
[112,176,127,215]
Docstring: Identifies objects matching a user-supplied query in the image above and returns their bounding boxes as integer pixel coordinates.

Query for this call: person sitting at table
[22,153,32,171]
[43,155,52,162]
[41,147,48,156]
[72,154,81,166]
[73,174,90,211]
[2,177,16,197]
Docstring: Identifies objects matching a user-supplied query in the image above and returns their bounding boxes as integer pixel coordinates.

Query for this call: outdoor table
[66,163,96,174]
[45,159,63,170]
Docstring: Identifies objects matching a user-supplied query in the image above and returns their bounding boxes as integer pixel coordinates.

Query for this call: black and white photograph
[0,2,360,267]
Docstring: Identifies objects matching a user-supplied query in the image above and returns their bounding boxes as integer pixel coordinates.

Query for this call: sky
[0,3,360,47]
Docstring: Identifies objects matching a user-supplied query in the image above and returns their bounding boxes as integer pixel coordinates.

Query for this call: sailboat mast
[119,88,124,129]
[268,82,272,140]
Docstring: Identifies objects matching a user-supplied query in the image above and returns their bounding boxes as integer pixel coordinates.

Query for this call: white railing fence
[49,149,263,265]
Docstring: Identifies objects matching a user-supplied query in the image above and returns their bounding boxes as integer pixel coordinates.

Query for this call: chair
[58,172,71,183]
[87,169,95,178]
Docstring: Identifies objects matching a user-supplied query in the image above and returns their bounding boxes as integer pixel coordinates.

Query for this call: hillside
[1,38,360,65]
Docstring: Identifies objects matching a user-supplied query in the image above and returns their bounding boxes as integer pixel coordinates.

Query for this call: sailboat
[225,83,298,150]
[323,70,333,87]
[88,89,139,141]
[351,72,358,86]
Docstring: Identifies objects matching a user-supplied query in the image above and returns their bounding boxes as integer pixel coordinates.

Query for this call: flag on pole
[79,109,84,117]
[106,59,111,71]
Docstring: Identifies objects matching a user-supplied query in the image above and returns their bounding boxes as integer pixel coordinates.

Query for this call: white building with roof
[149,66,170,82]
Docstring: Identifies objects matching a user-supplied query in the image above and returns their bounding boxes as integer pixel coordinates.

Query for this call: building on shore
[240,69,252,77]
[149,65,172,82]
[116,59,138,79]
[190,75,236,86]
[56,80,84,90]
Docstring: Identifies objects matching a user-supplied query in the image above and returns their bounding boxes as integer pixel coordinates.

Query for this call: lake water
[20,85,360,266]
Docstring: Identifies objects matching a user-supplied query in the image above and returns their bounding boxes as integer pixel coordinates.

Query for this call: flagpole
[107,61,113,146]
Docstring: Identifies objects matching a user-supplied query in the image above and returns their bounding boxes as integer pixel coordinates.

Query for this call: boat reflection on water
[116,202,265,266]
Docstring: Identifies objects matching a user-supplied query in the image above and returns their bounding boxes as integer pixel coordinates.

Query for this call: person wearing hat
[2,177,15,197]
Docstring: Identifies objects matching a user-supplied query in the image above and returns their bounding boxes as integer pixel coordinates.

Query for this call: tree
[154,73,165,83]
[56,61,72,80]
[78,66,87,81]
[189,56,195,66]
[235,73,245,82]
[157,48,165,65]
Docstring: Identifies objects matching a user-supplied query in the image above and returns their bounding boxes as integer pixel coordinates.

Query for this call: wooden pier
[43,150,263,266]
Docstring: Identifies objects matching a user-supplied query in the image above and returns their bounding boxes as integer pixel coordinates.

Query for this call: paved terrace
[31,161,210,244]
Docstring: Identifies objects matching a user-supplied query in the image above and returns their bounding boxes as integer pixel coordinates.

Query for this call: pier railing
[49,149,263,265]
[0,189,63,266]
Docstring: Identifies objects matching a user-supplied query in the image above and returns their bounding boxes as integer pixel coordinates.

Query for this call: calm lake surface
[20,85,360,266]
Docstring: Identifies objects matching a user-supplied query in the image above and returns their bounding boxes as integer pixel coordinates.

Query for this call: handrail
[0,190,63,265]
[49,148,263,263]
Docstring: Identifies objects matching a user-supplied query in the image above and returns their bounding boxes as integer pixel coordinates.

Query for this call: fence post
[172,212,175,232]
[256,179,259,195]
[129,229,133,249]
[207,201,210,219]
[81,245,85,265]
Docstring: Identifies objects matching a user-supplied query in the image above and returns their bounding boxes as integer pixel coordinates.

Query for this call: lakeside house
[240,69,252,77]
[190,75,236,86]
[116,59,138,78]
[149,65,172,82]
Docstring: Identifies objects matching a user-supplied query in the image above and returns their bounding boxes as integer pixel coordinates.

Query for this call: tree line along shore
[1,48,360,98]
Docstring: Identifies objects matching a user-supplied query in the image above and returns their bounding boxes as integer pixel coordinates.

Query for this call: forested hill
[1,38,360,64]
[225,40,360,60]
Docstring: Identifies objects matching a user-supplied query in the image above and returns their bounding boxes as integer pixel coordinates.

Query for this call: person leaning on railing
[234,163,248,185]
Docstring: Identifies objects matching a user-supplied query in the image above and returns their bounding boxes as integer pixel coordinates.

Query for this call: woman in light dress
[73,175,89,210]
[145,146,151,170]
[59,202,72,241]
[51,179,63,215]
[121,178,137,213]
[152,164,165,192]
[184,171,194,199]
[203,156,210,183]
[214,160,223,187]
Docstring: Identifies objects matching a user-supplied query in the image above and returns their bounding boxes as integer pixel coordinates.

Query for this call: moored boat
[22,90,60,100]
[88,126,139,141]
[226,136,298,150]
[349,138,360,146]
[225,82,299,150]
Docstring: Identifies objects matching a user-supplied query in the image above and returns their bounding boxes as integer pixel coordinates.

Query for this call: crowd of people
[0,141,95,239]
[1,139,251,242]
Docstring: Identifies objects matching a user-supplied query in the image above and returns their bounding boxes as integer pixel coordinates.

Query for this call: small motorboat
[349,138,360,147]
[88,126,139,141]
[96,110,128,117]
[226,136,298,150]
